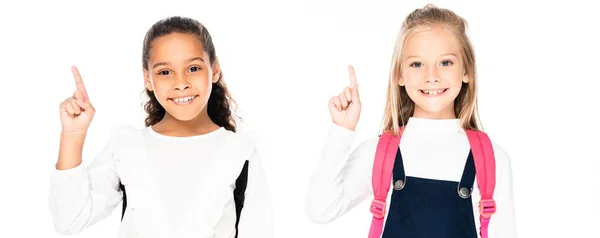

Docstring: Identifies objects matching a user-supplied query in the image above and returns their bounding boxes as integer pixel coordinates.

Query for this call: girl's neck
[412,106,456,119]
[151,113,220,137]
[406,106,462,134]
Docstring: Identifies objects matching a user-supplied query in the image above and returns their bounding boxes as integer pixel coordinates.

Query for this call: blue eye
[441,60,453,66]
[410,62,422,68]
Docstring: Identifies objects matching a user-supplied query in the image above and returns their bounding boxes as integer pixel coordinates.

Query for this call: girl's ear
[398,76,405,86]
[212,58,221,83]
[143,69,153,91]
[462,72,469,83]
[397,68,405,86]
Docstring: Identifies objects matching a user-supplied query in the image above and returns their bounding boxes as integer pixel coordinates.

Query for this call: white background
[1,0,599,237]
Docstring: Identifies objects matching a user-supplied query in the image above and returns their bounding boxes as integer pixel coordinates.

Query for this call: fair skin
[143,32,221,137]
[328,65,361,131]
[399,26,468,119]
[56,33,221,170]
[329,25,468,130]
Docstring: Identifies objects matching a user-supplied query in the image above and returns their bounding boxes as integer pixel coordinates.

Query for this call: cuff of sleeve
[50,162,89,198]
[328,122,357,148]
[52,162,86,181]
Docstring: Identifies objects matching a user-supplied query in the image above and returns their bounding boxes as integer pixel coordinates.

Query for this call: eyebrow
[152,57,205,69]
[405,53,458,60]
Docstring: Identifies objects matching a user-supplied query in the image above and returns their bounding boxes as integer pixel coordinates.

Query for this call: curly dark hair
[141,16,238,132]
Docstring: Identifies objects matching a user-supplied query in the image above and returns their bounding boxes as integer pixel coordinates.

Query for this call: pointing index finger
[348,65,357,87]
[71,66,89,100]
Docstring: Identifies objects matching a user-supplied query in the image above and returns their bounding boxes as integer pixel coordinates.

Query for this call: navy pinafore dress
[381,148,478,238]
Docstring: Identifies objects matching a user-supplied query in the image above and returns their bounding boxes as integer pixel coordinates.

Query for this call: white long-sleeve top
[48,125,273,238]
[305,117,517,238]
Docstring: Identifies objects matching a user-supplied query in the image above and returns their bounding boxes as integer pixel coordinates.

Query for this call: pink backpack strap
[368,127,403,238]
[465,130,497,238]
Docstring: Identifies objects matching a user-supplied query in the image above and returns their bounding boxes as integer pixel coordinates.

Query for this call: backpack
[118,160,249,238]
[368,127,497,238]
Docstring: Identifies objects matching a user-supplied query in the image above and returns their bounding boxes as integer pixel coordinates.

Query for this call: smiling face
[399,25,468,119]
[143,32,220,122]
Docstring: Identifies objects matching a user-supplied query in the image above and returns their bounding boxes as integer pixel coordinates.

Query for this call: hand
[328,65,361,131]
[59,66,95,134]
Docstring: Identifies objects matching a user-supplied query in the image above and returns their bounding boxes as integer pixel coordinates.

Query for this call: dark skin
[151,110,220,137]
[55,33,222,170]
[143,32,222,137]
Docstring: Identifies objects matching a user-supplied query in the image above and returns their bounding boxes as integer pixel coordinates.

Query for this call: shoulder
[488,138,514,179]
[356,135,381,154]
[346,133,383,169]
[221,128,257,151]
[471,130,513,174]
[491,141,511,163]
[220,128,260,162]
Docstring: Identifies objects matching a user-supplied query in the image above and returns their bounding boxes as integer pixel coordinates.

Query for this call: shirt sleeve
[305,123,378,224]
[486,142,518,238]
[48,141,123,235]
[236,147,274,238]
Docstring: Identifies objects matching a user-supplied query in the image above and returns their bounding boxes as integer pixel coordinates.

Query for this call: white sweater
[305,117,517,238]
[48,125,273,238]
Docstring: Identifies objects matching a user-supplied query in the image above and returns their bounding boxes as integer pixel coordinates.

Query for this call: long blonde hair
[381,4,482,136]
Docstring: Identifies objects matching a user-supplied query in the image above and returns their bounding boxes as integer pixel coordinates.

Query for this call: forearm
[56,131,87,170]
[305,123,372,224]
[49,142,121,235]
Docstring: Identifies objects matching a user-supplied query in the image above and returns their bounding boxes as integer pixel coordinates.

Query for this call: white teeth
[173,96,195,102]
[422,90,444,95]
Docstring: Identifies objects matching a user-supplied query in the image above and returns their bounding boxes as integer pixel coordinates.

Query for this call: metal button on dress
[458,187,471,199]
[393,179,405,190]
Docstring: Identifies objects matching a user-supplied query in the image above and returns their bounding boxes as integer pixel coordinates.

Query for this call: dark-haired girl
[49,16,273,238]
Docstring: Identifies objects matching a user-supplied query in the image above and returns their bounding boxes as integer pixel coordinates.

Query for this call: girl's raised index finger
[348,65,357,87]
[71,66,88,100]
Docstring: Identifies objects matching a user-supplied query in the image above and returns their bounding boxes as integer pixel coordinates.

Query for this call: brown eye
[188,66,202,72]
[158,70,170,76]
